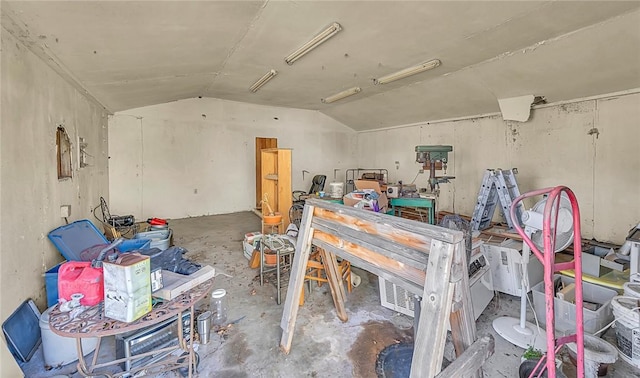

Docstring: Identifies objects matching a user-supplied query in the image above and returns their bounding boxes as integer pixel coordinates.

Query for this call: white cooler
[39,306,99,367]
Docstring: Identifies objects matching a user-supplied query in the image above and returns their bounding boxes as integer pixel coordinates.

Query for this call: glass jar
[210,288,228,326]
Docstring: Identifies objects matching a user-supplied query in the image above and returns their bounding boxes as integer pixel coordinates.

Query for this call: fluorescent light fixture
[250,69,278,93]
[373,59,441,85]
[321,87,361,104]
[285,22,342,65]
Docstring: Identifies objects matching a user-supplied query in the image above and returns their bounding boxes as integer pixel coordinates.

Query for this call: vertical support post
[280,204,316,354]
[319,249,348,321]
[410,239,456,378]
[449,240,481,378]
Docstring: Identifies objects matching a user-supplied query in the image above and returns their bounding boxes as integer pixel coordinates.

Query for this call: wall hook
[302,170,310,180]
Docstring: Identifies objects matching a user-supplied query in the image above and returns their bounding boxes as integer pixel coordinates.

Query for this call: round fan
[493,192,574,351]
[525,192,574,253]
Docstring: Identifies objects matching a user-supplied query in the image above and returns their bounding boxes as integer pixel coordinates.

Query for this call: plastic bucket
[134,229,172,251]
[57,261,103,306]
[566,333,617,377]
[40,306,98,367]
[611,296,640,368]
[623,282,640,298]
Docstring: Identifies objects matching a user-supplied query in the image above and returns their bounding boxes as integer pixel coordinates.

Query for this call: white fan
[493,193,574,351]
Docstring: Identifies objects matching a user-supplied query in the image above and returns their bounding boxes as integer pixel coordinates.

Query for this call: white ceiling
[3,1,640,131]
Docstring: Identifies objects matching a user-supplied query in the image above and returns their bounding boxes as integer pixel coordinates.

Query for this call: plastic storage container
[58,261,104,306]
[134,229,172,251]
[532,275,617,334]
[40,305,98,367]
[45,220,151,307]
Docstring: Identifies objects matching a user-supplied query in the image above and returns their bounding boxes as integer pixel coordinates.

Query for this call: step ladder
[470,168,524,231]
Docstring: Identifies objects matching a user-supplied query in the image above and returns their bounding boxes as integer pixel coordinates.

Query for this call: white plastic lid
[211,289,226,299]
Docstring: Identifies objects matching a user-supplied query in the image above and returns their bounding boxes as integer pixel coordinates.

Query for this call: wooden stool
[299,248,352,305]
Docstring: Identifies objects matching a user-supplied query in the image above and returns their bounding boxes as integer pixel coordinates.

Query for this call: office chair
[292,175,326,202]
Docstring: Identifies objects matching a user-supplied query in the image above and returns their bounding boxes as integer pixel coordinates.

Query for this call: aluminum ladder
[470,168,524,231]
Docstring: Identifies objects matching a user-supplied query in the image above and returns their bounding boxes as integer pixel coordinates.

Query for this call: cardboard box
[103,253,152,323]
[342,180,389,212]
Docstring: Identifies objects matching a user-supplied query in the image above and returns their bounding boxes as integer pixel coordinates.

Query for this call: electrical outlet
[60,205,71,218]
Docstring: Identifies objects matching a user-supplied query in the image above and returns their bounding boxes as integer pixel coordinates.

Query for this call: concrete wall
[109,99,357,220]
[0,30,109,375]
[356,92,640,245]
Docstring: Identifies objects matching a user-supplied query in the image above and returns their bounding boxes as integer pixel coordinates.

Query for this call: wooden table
[48,278,214,377]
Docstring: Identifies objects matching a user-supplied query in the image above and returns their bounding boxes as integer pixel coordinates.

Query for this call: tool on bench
[414,145,454,192]
[147,218,168,226]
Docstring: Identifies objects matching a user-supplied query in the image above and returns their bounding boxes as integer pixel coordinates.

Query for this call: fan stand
[493,227,547,352]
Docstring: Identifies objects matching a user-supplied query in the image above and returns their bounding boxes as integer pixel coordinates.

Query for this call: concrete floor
[22,212,640,377]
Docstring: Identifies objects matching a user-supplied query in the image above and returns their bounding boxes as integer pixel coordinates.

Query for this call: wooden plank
[255,137,277,208]
[277,149,292,229]
[410,239,456,378]
[279,204,315,354]
[312,230,427,291]
[318,249,348,321]
[435,335,495,378]
[319,249,347,304]
[312,238,425,296]
[312,218,429,271]
[308,199,463,245]
[448,241,481,378]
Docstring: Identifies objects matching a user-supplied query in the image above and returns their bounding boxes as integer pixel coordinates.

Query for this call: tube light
[321,87,361,104]
[285,22,342,65]
[250,69,278,93]
[373,59,441,85]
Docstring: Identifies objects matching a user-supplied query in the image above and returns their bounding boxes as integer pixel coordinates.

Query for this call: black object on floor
[376,343,413,378]
[375,343,451,378]
[138,246,201,275]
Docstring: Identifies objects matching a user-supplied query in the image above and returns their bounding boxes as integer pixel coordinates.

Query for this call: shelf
[260,148,292,233]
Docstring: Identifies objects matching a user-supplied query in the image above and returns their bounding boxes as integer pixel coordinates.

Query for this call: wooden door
[256,137,277,208]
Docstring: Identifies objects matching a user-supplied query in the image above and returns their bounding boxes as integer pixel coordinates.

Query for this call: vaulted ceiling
[3,1,640,130]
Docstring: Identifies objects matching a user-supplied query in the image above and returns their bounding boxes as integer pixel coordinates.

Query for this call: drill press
[415,145,454,192]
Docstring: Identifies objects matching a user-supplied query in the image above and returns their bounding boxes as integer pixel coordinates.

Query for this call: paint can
[611,296,640,368]
[623,282,640,298]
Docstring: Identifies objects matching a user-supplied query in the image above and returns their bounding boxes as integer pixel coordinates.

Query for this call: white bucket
[328,182,344,199]
[39,306,99,367]
[611,296,640,369]
[566,333,617,378]
[623,282,640,298]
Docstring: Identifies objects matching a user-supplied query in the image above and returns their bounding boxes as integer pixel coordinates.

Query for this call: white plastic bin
[532,275,617,334]
[134,229,172,251]
[40,306,99,367]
